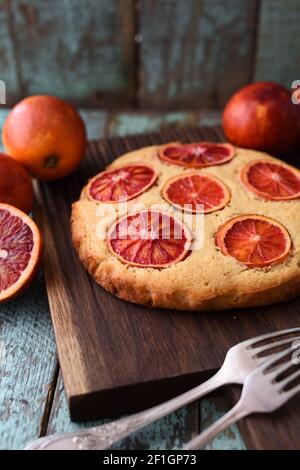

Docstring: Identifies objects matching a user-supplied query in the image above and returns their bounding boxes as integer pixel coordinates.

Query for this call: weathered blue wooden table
[0,108,245,450]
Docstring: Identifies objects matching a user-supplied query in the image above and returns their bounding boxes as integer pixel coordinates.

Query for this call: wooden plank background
[0,0,299,108]
[138,0,258,108]
[0,0,136,106]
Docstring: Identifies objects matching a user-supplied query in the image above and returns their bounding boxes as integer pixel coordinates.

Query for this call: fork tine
[277,368,300,390]
[252,336,300,356]
[283,384,300,401]
[257,345,300,385]
[260,344,295,375]
[242,327,300,349]
[268,358,297,381]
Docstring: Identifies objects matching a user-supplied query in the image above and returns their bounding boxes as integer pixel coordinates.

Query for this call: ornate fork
[25,327,300,450]
[184,343,300,449]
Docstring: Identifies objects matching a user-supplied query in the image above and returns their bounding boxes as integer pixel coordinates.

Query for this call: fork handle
[183,401,250,450]
[26,370,226,450]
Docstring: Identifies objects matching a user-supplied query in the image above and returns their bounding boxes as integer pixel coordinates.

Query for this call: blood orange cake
[71,141,300,310]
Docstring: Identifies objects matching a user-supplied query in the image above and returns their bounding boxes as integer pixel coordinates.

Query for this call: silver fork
[184,344,300,449]
[25,327,300,450]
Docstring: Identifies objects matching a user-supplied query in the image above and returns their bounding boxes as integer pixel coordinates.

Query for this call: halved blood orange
[159,142,235,168]
[0,204,42,302]
[107,210,192,268]
[87,164,158,203]
[215,215,291,268]
[162,172,230,214]
[241,160,300,201]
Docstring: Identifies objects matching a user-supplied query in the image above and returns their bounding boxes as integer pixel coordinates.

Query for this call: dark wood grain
[37,126,300,449]
[230,388,300,450]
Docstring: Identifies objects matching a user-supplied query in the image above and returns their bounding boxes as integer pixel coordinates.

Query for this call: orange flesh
[216,215,291,267]
[87,164,157,202]
[0,209,34,291]
[241,161,300,201]
[0,204,42,301]
[159,142,235,168]
[162,173,230,213]
[107,210,191,268]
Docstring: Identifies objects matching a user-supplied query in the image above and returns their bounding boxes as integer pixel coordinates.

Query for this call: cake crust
[71,144,300,310]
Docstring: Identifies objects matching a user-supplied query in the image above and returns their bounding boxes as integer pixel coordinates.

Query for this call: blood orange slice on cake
[216,215,291,267]
[87,164,158,203]
[241,160,300,201]
[107,210,192,268]
[162,173,230,214]
[159,142,235,168]
[0,204,42,302]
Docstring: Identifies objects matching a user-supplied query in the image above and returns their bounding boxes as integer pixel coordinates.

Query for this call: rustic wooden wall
[137,0,258,109]
[254,0,300,87]
[0,0,299,108]
[0,0,136,106]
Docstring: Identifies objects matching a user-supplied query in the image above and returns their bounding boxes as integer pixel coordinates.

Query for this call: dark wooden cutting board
[35,125,300,449]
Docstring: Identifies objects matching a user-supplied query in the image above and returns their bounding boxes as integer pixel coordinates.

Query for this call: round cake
[71,141,300,310]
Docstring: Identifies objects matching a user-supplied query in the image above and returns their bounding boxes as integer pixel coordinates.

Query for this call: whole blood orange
[241,160,300,201]
[159,142,235,168]
[87,164,158,203]
[162,173,230,213]
[0,153,33,213]
[2,95,86,180]
[223,82,300,153]
[216,215,291,268]
[0,204,42,302]
[107,210,191,268]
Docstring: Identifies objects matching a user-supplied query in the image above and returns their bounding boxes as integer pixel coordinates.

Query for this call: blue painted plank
[0,108,9,151]
[138,0,258,108]
[0,273,57,450]
[3,0,135,105]
[0,3,20,105]
[80,110,108,140]
[47,373,198,450]
[200,397,246,450]
[107,111,198,136]
[198,110,221,127]
[255,0,300,88]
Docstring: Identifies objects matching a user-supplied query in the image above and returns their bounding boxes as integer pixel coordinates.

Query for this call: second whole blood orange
[0,153,33,213]
[2,95,86,181]
[223,82,300,153]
